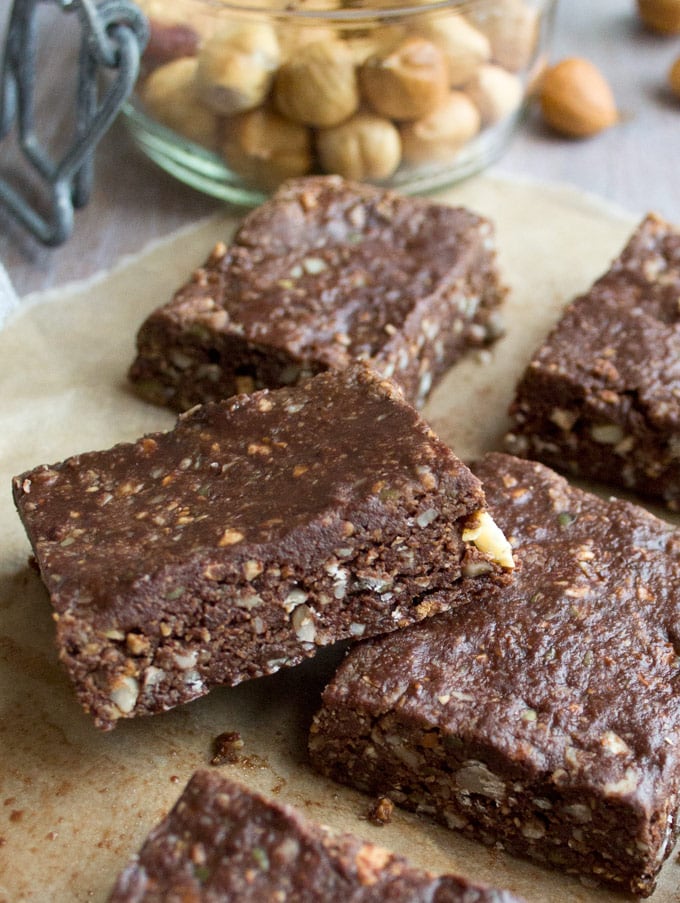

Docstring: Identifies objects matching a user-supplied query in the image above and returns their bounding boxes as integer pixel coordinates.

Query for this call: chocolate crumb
[210,731,245,766]
[367,796,394,826]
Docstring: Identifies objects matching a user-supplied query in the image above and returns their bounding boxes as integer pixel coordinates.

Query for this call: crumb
[366,796,394,826]
[210,731,244,766]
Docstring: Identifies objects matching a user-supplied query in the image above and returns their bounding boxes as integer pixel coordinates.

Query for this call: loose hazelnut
[359,37,449,121]
[316,112,402,180]
[539,58,618,138]
[221,106,313,190]
[416,14,491,87]
[467,0,540,72]
[196,24,281,116]
[274,40,359,128]
[637,0,680,33]
[669,55,680,98]
[400,91,481,165]
[464,64,523,125]
[141,57,219,149]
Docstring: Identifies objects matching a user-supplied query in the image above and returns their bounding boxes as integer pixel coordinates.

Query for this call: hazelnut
[464,64,523,125]
[274,40,359,127]
[141,57,219,149]
[317,112,402,180]
[669,55,680,98]
[277,23,338,59]
[539,58,618,138]
[400,91,481,165]
[144,19,199,67]
[416,14,491,86]
[221,107,313,190]
[344,28,405,66]
[467,0,540,72]
[196,23,281,116]
[359,37,449,121]
[637,0,680,33]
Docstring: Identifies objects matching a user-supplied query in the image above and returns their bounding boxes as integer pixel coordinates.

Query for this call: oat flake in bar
[129,174,506,411]
[108,771,525,902]
[12,365,512,731]
[310,452,680,896]
[506,212,680,510]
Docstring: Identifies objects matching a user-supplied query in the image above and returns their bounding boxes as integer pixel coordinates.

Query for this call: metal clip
[0,0,148,246]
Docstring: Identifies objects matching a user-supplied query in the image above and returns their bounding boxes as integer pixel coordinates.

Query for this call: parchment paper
[2,173,679,903]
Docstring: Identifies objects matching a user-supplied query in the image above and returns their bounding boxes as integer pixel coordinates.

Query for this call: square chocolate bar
[310,452,680,896]
[129,175,506,411]
[13,366,511,730]
[506,213,680,509]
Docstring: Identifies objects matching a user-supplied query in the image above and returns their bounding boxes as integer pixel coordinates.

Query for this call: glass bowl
[124,0,557,206]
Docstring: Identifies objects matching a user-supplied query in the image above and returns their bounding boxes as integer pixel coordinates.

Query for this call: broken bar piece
[108,771,524,902]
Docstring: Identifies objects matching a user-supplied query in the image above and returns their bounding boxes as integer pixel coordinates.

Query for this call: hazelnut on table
[637,0,680,33]
[670,56,680,98]
[539,57,618,138]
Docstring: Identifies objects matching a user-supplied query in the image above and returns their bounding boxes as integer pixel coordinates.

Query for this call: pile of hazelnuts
[138,0,546,190]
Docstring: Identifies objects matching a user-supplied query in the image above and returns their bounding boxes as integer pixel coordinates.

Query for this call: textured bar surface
[506,213,680,509]
[12,366,507,730]
[310,452,680,896]
[129,175,506,411]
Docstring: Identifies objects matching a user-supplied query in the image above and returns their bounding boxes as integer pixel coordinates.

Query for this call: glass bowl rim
[166,0,554,25]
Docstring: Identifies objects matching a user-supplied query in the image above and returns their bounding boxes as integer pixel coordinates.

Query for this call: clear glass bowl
[124,0,557,206]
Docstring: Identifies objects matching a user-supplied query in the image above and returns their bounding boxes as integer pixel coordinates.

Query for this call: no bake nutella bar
[12,366,512,731]
[310,452,680,896]
[108,771,524,902]
[129,175,506,411]
[506,212,680,509]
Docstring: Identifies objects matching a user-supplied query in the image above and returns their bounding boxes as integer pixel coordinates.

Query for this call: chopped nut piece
[462,510,515,568]
[219,528,245,546]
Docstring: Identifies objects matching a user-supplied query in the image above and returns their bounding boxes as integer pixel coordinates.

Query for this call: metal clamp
[0,0,148,247]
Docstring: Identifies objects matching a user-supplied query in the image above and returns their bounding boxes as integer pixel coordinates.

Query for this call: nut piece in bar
[12,365,511,731]
[129,175,506,412]
[309,452,680,896]
[108,770,525,902]
[505,212,680,510]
